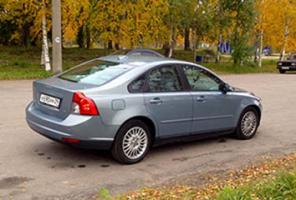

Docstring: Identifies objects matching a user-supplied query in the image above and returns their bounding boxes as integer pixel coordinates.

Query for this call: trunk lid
[33,77,97,119]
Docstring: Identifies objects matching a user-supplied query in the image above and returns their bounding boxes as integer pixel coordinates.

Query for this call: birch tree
[40,0,50,71]
[277,0,296,60]
[255,0,268,67]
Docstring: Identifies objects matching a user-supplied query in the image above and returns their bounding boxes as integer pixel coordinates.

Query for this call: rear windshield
[59,60,130,86]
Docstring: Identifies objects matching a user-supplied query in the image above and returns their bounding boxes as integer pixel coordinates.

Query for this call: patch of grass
[119,153,296,200]
[0,67,52,80]
[0,46,278,80]
[216,187,252,200]
[216,170,296,200]
[203,60,278,74]
[97,188,112,200]
[0,46,110,80]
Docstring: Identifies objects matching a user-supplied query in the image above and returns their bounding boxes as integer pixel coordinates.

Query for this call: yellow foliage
[1,0,296,52]
[256,0,296,52]
[91,0,169,48]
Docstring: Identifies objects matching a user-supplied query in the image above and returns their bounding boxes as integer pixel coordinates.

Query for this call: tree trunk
[115,43,120,50]
[193,29,197,63]
[254,47,258,63]
[280,23,289,61]
[22,25,30,47]
[41,3,51,71]
[77,26,84,48]
[258,30,264,67]
[168,26,176,58]
[184,28,190,50]
[163,42,170,57]
[108,40,113,49]
[215,33,222,63]
[86,25,91,49]
[254,35,258,63]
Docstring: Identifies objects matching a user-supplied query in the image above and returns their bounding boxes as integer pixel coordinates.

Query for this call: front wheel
[279,69,286,74]
[111,120,151,164]
[235,108,259,140]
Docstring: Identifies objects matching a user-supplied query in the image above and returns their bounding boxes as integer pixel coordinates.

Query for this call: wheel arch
[249,105,261,122]
[240,104,262,125]
[115,116,157,145]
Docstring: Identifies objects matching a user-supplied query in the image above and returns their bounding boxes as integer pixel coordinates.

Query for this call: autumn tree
[254,0,267,67]
[191,0,215,60]
[178,0,194,50]
[61,0,89,45]
[162,0,184,57]
[0,0,40,46]
[212,0,232,63]
[274,0,296,60]
[76,0,98,48]
[223,0,256,65]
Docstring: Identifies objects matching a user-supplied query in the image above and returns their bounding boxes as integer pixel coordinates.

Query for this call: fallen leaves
[119,152,296,200]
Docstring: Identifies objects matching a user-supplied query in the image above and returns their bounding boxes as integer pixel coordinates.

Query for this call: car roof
[97,55,223,81]
[99,55,173,66]
[110,49,165,58]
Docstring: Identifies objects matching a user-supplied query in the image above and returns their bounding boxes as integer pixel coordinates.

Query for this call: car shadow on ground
[29,134,234,168]
[30,141,115,169]
[279,72,296,75]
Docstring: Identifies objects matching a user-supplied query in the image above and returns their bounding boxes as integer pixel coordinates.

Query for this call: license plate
[40,94,61,108]
[282,67,290,70]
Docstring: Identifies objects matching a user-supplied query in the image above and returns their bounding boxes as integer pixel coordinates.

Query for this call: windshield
[59,60,130,86]
[287,54,296,60]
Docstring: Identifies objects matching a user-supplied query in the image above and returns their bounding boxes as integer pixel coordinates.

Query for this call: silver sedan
[26,54,262,164]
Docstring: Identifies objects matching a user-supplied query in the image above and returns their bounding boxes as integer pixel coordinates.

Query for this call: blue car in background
[26,51,262,164]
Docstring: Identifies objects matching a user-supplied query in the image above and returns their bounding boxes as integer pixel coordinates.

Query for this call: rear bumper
[26,102,118,150]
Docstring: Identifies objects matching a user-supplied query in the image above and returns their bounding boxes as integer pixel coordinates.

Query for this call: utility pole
[52,0,62,73]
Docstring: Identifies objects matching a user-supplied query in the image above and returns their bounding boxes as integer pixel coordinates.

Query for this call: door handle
[149,97,163,105]
[196,96,206,103]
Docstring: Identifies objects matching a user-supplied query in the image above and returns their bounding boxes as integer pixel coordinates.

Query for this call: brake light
[62,138,81,143]
[72,92,99,115]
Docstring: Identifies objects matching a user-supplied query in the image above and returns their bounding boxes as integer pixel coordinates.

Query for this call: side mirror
[219,83,230,94]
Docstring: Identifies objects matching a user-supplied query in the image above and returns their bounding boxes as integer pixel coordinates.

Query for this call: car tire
[279,69,286,74]
[235,107,259,140]
[111,120,151,164]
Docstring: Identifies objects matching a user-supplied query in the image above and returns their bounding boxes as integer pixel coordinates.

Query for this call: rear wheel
[111,120,151,164]
[235,107,259,140]
[279,69,286,74]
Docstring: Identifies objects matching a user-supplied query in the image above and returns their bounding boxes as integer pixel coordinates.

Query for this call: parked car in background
[26,50,262,164]
[277,53,296,73]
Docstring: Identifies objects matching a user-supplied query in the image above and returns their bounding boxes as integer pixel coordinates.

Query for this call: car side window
[147,66,182,92]
[128,75,146,93]
[183,65,220,91]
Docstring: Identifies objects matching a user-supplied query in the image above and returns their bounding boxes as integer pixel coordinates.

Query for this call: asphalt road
[1,74,296,200]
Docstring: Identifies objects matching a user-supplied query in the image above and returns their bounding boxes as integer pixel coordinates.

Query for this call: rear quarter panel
[89,92,158,136]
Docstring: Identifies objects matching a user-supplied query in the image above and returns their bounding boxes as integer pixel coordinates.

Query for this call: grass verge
[0,46,278,80]
[105,153,296,200]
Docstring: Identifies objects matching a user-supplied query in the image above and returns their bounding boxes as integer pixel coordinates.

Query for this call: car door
[181,65,237,134]
[144,64,193,138]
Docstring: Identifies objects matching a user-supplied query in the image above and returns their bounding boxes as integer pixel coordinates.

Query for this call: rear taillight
[72,92,99,116]
[62,138,81,143]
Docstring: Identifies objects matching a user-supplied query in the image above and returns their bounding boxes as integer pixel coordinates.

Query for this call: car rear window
[59,60,130,86]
